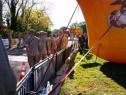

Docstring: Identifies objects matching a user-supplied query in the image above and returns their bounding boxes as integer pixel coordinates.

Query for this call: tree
[79,22,87,33]
[70,21,87,33]
[0,0,3,32]
[18,9,52,32]
[4,0,36,31]
[4,0,52,48]
[70,22,79,28]
[4,0,36,48]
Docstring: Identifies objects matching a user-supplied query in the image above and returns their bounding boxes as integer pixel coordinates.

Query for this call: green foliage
[70,22,79,28]
[80,22,87,33]
[0,31,8,38]
[16,9,52,33]
[52,29,60,33]
[27,9,52,32]
[16,17,30,33]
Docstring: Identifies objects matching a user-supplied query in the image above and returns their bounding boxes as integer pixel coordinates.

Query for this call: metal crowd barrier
[16,69,34,95]
[16,45,74,95]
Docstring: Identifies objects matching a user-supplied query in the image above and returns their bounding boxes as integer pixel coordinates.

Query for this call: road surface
[9,55,30,81]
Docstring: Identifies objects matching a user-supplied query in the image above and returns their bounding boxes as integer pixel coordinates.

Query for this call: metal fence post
[55,54,57,76]
[62,48,66,63]
[30,67,35,91]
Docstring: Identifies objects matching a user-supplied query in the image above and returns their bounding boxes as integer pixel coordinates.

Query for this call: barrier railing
[16,69,34,95]
[16,45,74,95]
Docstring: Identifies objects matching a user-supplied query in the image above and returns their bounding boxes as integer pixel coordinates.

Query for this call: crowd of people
[0,27,88,94]
[25,29,68,67]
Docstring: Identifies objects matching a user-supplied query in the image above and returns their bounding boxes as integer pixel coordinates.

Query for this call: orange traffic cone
[19,62,26,80]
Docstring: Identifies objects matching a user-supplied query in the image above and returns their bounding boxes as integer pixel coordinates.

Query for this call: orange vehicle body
[77,0,126,63]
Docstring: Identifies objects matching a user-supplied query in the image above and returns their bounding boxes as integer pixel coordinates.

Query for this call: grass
[60,52,126,95]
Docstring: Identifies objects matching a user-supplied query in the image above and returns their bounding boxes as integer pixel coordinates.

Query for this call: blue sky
[43,0,85,29]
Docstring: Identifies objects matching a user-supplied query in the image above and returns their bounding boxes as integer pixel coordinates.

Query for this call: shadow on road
[100,62,126,88]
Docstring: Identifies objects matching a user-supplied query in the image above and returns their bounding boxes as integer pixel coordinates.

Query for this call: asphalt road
[8,54,30,81]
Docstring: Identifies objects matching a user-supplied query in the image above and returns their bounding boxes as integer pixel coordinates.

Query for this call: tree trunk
[10,0,17,31]
[8,0,17,48]
[8,31,12,48]
[17,33,22,48]
[0,0,3,32]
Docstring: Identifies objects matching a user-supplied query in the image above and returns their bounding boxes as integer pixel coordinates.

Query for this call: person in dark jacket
[39,32,48,60]
[26,29,40,67]
[0,35,17,95]
[78,34,85,54]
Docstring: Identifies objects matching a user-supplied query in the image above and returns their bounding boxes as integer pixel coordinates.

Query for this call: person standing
[50,34,57,54]
[84,32,88,48]
[78,33,86,54]
[39,31,48,60]
[26,29,40,67]
[59,32,68,50]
